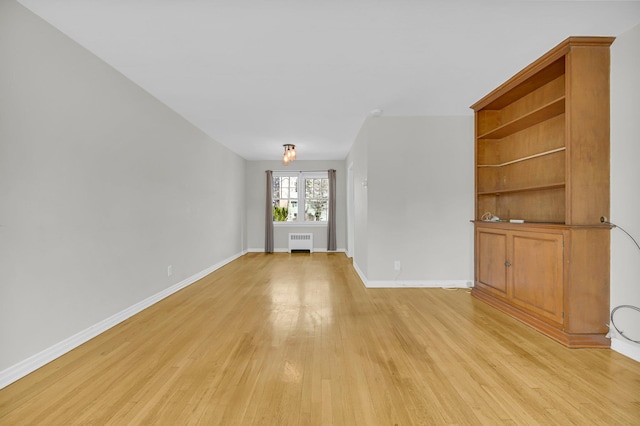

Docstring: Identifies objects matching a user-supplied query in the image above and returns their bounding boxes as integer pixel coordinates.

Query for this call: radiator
[288,233,313,253]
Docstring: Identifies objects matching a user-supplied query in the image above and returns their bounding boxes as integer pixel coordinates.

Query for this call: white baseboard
[611,337,640,362]
[351,262,471,289]
[353,261,368,287]
[246,248,346,253]
[0,251,245,390]
[365,280,473,289]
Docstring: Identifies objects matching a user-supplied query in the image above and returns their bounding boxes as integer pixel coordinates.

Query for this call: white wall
[0,1,246,374]
[348,116,474,286]
[346,122,370,275]
[610,23,640,360]
[245,160,347,251]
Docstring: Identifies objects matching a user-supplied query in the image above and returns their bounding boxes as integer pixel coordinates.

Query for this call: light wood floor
[1,253,639,425]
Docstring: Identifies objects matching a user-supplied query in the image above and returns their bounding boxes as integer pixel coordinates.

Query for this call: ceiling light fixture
[282,144,296,165]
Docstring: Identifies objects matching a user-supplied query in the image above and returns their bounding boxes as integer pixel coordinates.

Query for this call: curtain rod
[269,169,334,173]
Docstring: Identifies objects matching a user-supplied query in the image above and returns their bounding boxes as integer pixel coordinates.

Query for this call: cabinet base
[471,288,610,349]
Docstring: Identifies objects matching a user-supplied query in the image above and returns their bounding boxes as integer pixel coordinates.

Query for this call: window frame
[273,171,329,226]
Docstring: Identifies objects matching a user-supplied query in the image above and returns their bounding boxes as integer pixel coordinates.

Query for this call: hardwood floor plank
[1,252,639,425]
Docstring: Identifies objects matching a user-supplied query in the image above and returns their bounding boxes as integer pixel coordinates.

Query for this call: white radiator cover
[288,233,313,253]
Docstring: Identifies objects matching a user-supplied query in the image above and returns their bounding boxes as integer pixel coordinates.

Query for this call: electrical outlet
[394,261,401,271]
[167,265,172,277]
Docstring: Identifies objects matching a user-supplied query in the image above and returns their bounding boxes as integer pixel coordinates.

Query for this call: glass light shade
[282,144,296,164]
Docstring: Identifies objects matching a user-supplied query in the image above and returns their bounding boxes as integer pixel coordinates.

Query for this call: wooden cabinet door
[476,228,508,297]
[509,231,564,325]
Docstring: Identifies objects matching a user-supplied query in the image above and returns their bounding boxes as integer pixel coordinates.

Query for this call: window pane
[305,180,312,198]
[273,200,299,221]
[273,200,287,221]
[305,200,327,221]
[289,201,298,221]
[274,174,328,223]
[304,178,328,222]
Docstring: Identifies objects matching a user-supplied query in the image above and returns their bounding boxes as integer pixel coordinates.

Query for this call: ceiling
[16,0,640,161]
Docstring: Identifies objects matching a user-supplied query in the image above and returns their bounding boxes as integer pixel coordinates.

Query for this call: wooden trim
[471,36,614,111]
[471,287,610,348]
[471,221,611,231]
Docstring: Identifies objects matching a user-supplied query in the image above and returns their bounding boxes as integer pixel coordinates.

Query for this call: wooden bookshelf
[470,36,614,348]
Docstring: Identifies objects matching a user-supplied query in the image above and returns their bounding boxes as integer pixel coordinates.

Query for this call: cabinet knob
[505,261,511,267]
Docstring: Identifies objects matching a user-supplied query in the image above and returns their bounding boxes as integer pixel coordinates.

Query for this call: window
[273,172,328,223]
